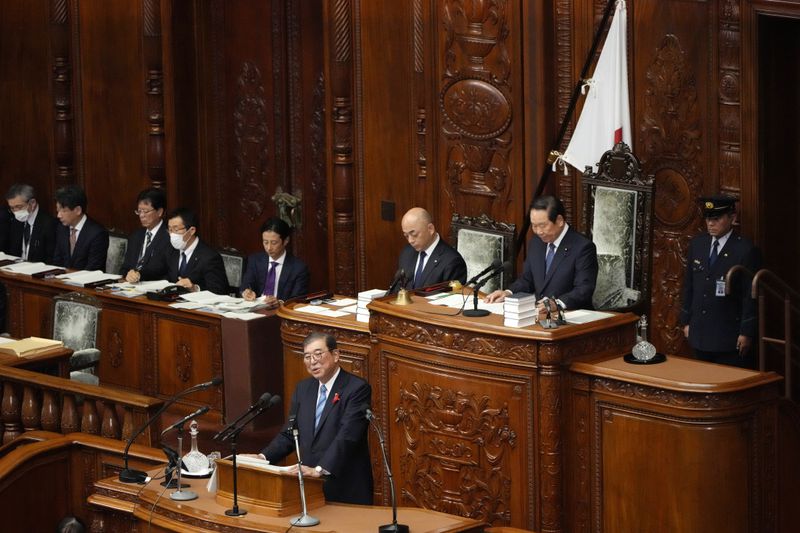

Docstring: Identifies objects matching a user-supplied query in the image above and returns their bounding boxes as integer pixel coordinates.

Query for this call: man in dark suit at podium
[396,207,466,291]
[485,195,598,311]
[121,187,171,282]
[52,185,109,271]
[259,331,373,505]
[680,195,760,368]
[165,207,228,294]
[5,183,58,263]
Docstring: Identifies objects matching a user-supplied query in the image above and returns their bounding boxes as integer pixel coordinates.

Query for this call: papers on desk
[56,270,121,286]
[1,262,57,275]
[427,293,505,315]
[564,309,615,324]
[221,311,264,321]
[0,252,20,261]
[328,297,358,307]
[295,304,350,318]
[0,337,63,357]
[180,291,239,305]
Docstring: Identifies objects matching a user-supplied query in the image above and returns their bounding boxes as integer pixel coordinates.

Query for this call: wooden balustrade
[0,366,164,446]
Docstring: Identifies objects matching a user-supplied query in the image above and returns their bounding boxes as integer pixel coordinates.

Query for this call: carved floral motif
[176,343,192,383]
[233,61,269,221]
[396,381,516,524]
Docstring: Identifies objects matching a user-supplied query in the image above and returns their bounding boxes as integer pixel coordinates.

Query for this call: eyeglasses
[168,226,187,234]
[134,208,156,216]
[302,349,330,363]
[8,200,31,212]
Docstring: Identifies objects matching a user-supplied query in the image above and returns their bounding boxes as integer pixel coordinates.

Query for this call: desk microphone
[384,269,406,297]
[214,392,281,442]
[365,407,409,533]
[466,258,501,286]
[118,376,222,484]
[161,406,210,436]
[464,261,511,318]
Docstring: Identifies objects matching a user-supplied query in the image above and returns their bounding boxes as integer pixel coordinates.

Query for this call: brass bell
[393,288,413,305]
[449,280,463,292]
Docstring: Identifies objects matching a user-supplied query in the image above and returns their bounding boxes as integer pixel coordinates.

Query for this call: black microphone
[216,394,282,442]
[384,268,406,296]
[466,258,502,285]
[365,408,409,533]
[474,260,511,290]
[287,407,299,432]
[161,406,210,436]
[118,376,222,483]
[213,392,272,441]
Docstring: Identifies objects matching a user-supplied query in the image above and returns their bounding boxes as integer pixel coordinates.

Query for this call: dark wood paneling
[0,1,56,198]
[76,1,152,234]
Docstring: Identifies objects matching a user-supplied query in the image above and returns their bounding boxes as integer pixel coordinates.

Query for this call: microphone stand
[462,282,489,317]
[289,422,319,527]
[222,425,247,517]
[367,410,408,533]
[169,424,197,501]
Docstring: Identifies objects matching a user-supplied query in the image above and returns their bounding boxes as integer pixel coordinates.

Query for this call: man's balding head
[401,207,437,252]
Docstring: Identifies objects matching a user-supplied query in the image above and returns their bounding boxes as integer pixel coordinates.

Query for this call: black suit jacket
[510,227,598,310]
[52,217,109,271]
[679,231,760,353]
[166,239,229,294]
[261,369,373,505]
[0,208,10,254]
[398,238,467,290]
[239,252,310,300]
[120,223,171,280]
[6,210,57,263]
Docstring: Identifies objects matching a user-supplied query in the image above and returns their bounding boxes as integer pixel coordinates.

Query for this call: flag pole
[515,0,619,258]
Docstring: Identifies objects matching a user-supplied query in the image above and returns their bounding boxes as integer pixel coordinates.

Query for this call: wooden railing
[0,366,164,446]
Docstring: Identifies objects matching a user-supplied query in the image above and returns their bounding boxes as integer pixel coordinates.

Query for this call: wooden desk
[0,343,72,378]
[0,271,284,440]
[278,293,639,532]
[567,355,782,533]
[89,468,484,533]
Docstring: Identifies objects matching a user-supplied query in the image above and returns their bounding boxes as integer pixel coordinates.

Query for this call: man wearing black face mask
[5,183,57,263]
[164,207,228,294]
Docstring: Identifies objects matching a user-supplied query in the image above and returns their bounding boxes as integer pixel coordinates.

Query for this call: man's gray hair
[5,183,35,202]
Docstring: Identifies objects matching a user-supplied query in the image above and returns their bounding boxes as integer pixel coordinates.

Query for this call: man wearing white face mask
[165,207,228,294]
[5,183,57,263]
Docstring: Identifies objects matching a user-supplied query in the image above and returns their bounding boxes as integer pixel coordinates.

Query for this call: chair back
[581,142,655,311]
[450,213,516,292]
[52,292,101,352]
[219,248,246,294]
[106,231,128,274]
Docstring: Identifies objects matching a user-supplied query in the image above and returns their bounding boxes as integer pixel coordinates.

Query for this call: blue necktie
[545,243,556,273]
[315,384,327,431]
[179,252,188,277]
[413,251,427,288]
[709,239,719,267]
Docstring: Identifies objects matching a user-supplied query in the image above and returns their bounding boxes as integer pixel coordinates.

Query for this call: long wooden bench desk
[0,270,284,440]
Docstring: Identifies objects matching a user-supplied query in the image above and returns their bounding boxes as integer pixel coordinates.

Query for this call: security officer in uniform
[679,195,760,368]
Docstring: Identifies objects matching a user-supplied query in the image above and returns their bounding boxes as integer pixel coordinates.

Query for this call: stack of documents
[56,270,121,287]
[503,293,537,328]
[108,280,175,297]
[0,262,59,276]
[356,289,385,322]
[0,337,63,357]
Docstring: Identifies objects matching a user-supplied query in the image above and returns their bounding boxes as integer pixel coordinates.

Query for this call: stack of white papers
[0,262,59,275]
[356,289,385,322]
[179,291,239,305]
[503,293,537,328]
[427,293,505,315]
[563,309,614,324]
[0,252,20,261]
[295,304,349,318]
[56,270,121,286]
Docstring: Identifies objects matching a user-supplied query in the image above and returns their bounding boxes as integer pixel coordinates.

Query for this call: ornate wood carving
[640,34,703,355]
[330,0,356,293]
[81,400,99,434]
[718,0,741,194]
[441,0,513,206]
[271,0,287,193]
[572,389,591,533]
[554,0,575,217]
[41,390,60,432]
[310,71,328,232]
[176,342,193,383]
[281,318,370,347]
[108,328,124,368]
[234,61,269,221]
[51,0,74,186]
[396,380,517,525]
[143,0,160,38]
[143,0,165,190]
[21,386,40,431]
[372,314,537,362]
[538,365,563,531]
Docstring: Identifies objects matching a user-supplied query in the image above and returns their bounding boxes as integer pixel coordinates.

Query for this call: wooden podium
[214,458,325,516]
[278,292,639,532]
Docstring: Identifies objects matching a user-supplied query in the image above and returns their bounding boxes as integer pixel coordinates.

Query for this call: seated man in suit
[5,183,57,263]
[485,195,598,312]
[397,207,467,290]
[120,187,171,282]
[240,216,310,307]
[257,331,373,505]
[52,184,109,271]
[165,207,228,294]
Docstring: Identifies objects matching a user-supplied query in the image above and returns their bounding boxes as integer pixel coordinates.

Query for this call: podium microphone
[118,376,222,483]
[365,407,409,533]
[213,392,275,441]
[466,258,501,286]
[463,261,511,318]
[161,406,210,436]
[384,269,406,297]
[288,407,320,527]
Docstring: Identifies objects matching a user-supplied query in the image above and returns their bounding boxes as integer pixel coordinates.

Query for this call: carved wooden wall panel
[380,345,531,528]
